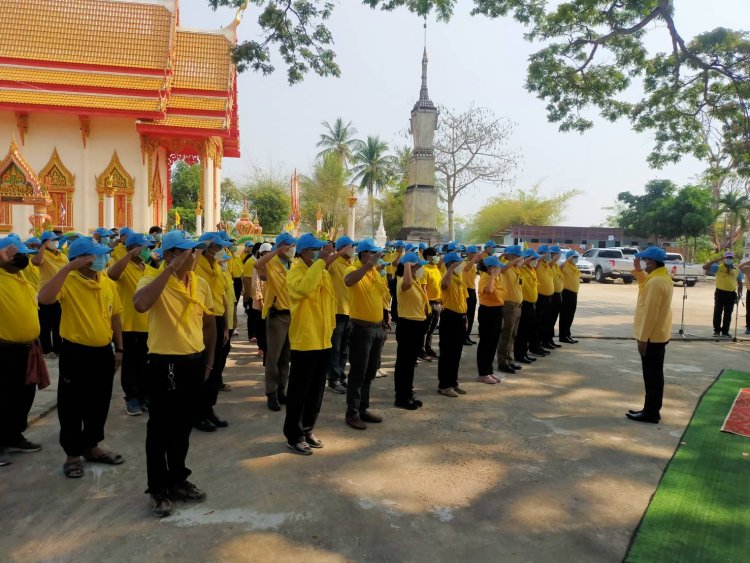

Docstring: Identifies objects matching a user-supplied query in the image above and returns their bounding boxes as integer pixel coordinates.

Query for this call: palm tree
[316,118,359,169]
[351,136,394,237]
[718,190,750,247]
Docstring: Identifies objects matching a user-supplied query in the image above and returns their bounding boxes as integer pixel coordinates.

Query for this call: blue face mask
[91,254,108,272]
[100,237,111,246]
[312,250,321,261]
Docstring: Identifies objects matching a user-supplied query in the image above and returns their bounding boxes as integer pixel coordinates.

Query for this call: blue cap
[550,245,562,254]
[505,245,523,257]
[400,252,428,266]
[275,232,297,247]
[385,241,394,248]
[443,252,464,265]
[537,245,550,254]
[335,236,358,250]
[161,230,204,252]
[466,245,478,254]
[25,236,41,246]
[394,240,405,249]
[68,236,113,259]
[0,236,37,254]
[418,242,428,250]
[217,251,231,261]
[522,248,541,259]
[356,239,383,253]
[94,227,114,237]
[484,240,498,249]
[446,241,464,252]
[296,233,327,253]
[483,256,506,268]
[376,259,391,267]
[125,233,155,248]
[118,227,133,237]
[217,230,235,242]
[198,232,232,248]
[566,250,580,259]
[634,246,667,261]
[40,231,61,243]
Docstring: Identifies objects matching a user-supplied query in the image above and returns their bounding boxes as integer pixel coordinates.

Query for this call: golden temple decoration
[235,198,262,235]
[96,151,135,196]
[78,117,91,149]
[0,138,49,206]
[15,113,28,146]
[39,148,75,229]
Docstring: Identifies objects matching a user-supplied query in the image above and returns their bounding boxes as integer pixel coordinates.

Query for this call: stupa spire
[416,17,435,111]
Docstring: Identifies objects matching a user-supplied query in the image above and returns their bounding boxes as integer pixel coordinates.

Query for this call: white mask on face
[530,259,539,267]
[431,256,440,265]
[47,241,59,250]
[285,246,296,259]
[543,254,552,263]
[571,257,579,264]
[454,263,465,274]
[344,247,355,258]
[415,267,424,278]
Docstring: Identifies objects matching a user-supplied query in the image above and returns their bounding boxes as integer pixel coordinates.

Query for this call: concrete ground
[2,279,749,562]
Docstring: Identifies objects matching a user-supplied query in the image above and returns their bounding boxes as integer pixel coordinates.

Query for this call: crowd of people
[2,226,677,519]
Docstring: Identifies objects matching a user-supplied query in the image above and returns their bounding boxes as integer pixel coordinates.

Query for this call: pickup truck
[581,248,636,284]
[665,253,704,287]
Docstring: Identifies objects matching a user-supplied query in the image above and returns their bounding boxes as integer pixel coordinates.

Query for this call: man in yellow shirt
[420,246,443,359]
[515,248,541,364]
[497,245,525,374]
[242,241,261,341]
[108,232,155,416]
[326,235,358,394]
[21,236,41,290]
[704,251,743,337]
[38,236,124,479]
[0,237,44,466]
[31,230,68,355]
[344,238,386,429]
[110,227,132,262]
[559,250,582,344]
[533,245,557,352]
[283,234,336,454]
[547,245,565,347]
[254,232,297,412]
[134,230,216,517]
[437,252,469,397]
[389,241,406,322]
[476,255,506,384]
[627,247,673,424]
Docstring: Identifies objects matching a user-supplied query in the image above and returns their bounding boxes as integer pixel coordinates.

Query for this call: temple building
[0,0,241,236]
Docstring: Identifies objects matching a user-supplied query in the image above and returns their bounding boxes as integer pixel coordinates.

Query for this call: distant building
[492,226,670,250]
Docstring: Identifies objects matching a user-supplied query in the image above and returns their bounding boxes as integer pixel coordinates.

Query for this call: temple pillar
[202,156,214,232]
[81,142,90,233]
[213,160,222,230]
[140,153,149,233]
[347,191,357,239]
[195,209,203,237]
[104,194,115,228]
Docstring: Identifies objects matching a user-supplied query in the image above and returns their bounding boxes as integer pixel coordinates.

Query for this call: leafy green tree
[300,154,350,236]
[316,118,359,169]
[616,180,678,241]
[351,136,394,237]
[717,190,750,249]
[240,175,291,234]
[468,186,580,242]
[220,178,244,223]
[170,161,200,209]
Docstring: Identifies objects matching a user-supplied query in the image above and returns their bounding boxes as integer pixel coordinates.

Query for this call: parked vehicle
[582,248,636,283]
[665,252,704,287]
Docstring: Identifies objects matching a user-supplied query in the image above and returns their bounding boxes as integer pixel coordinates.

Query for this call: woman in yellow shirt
[476,256,506,384]
[438,252,469,397]
[395,252,429,409]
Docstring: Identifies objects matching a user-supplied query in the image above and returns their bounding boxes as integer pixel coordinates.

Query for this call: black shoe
[463,339,474,346]
[305,433,324,448]
[529,348,549,356]
[208,410,228,428]
[509,363,522,370]
[340,380,348,388]
[360,410,383,423]
[550,341,562,348]
[523,356,537,362]
[410,396,424,408]
[394,399,420,410]
[627,409,642,415]
[497,363,516,374]
[277,389,287,405]
[541,343,556,351]
[194,419,217,432]
[266,392,281,412]
[560,337,579,344]
[516,357,533,364]
[625,411,660,424]
[287,441,313,455]
[425,348,439,359]
[150,490,174,517]
[170,480,207,502]
[418,353,432,362]
[6,436,42,453]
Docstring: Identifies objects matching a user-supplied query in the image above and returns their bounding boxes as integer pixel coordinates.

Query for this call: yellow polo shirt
[328,256,354,316]
[348,267,383,323]
[242,256,256,279]
[478,272,504,306]
[443,274,468,313]
[501,265,523,304]
[111,243,127,262]
[383,251,397,276]
[561,261,581,293]
[195,254,226,316]
[0,269,40,342]
[115,260,149,333]
[397,276,428,321]
[137,271,213,355]
[536,261,554,296]
[287,259,336,351]
[39,250,68,289]
[263,256,291,318]
[57,271,123,347]
[229,254,243,278]
[462,263,477,290]
[632,267,673,343]
[715,263,741,292]
[379,274,391,310]
[520,265,539,303]
[551,262,564,293]
[22,262,40,290]
[423,264,443,301]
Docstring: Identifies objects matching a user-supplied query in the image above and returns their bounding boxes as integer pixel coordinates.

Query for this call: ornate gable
[96,151,134,195]
[0,138,49,205]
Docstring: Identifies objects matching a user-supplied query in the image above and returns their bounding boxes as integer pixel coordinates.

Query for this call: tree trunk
[447,193,455,241]
[368,184,375,238]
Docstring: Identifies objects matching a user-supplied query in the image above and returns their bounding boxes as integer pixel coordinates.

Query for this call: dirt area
[2,280,749,562]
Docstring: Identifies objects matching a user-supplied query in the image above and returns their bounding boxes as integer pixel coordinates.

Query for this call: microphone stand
[675,262,695,339]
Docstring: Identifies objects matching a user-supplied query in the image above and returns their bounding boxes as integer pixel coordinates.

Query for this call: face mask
[379,268,387,277]
[431,256,440,265]
[153,234,163,242]
[11,254,29,270]
[543,255,552,263]
[47,241,59,250]
[150,252,161,263]
[571,257,579,264]
[100,237,111,246]
[454,263,465,274]
[415,267,424,278]
[344,247,355,258]
[230,246,238,253]
[91,254,108,272]
[312,250,321,261]
[530,260,539,267]
[220,263,228,271]
[285,246,296,259]
[725,259,734,267]
[139,248,152,263]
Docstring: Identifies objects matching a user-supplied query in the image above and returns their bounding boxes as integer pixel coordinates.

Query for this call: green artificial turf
[625,369,750,563]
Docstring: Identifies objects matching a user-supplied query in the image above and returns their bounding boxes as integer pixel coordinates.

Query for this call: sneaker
[150,490,174,517]
[721,332,732,338]
[453,386,467,395]
[287,441,314,455]
[305,433,324,448]
[170,480,207,502]
[713,331,720,337]
[477,375,497,385]
[438,387,459,398]
[6,436,42,453]
[328,382,346,394]
[0,448,11,466]
[375,369,387,378]
[125,398,142,416]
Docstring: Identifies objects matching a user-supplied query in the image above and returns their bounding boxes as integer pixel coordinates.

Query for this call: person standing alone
[704,251,743,338]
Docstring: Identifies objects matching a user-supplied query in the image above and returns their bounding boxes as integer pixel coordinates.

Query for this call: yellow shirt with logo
[501,265,524,304]
[328,256,354,316]
[115,260,149,333]
[0,269,40,342]
[39,250,69,289]
[520,265,539,303]
[348,266,384,323]
[423,264,443,301]
[561,261,581,293]
[137,271,214,355]
[443,273,469,313]
[262,256,291,318]
[462,263,477,290]
[715,263,741,292]
[397,275,428,321]
[57,271,123,347]
[478,271,504,307]
[632,267,673,343]
[536,261,554,296]
[195,254,226,316]
[286,259,335,351]
[551,262,564,293]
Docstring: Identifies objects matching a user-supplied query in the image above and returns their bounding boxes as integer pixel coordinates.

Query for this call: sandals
[63,460,84,479]
[83,451,124,465]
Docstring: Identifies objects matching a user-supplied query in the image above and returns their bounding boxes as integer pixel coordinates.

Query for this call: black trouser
[232,277,243,304]
[328,314,350,385]
[57,340,115,457]
[283,348,331,443]
[196,315,228,420]
[38,302,62,354]
[0,343,36,447]
[514,301,536,360]
[713,289,736,334]
[437,309,465,390]
[395,318,426,402]
[249,308,267,356]
[346,322,385,418]
[246,302,256,340]
[640,341,667,416]
[145,352,203,493]
[423,301,442,354]
[121,331,149,402]
[559,290,578,339]
[533,294,552,348]
[465,289,477,339]
[388,277,399,322]
[477,305,503,376]
[548,292,562,340]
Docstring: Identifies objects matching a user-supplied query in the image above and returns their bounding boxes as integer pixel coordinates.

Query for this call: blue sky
[180,0,750,228]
